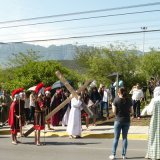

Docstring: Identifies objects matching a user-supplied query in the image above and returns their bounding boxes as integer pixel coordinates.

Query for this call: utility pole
[141,27,147,55]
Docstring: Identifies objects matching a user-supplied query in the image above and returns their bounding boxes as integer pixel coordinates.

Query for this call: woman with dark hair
[109,88,133,160]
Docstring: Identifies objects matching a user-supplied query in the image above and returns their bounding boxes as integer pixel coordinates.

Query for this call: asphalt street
[0,136,147,160]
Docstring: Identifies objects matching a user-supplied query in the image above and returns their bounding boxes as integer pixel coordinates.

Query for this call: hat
[12,88,24,98]
[44,86,52,93]
[35,82,44,95]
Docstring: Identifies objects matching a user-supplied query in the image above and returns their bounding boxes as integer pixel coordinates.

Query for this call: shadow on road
[22,141,101,146]
[42,141,100,146]
[127,157,145,159]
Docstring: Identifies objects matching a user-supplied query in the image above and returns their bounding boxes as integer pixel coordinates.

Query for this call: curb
[0,130,148,140]
[0,130,10,135]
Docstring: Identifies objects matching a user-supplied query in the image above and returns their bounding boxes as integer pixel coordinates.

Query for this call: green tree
[139,49,160,80]
[1,50,82,92]
[2,60,82,91]
[75,44,143,88]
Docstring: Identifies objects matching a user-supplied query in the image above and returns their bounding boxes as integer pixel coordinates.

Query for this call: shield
[51,80,71,89]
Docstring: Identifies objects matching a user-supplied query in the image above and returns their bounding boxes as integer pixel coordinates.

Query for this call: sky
[0,0,160,52]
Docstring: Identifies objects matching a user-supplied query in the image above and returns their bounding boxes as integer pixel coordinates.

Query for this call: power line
[3,29,160,43]
[0,9,160,30]
[1,25,157,42]
[0,26,147,41]
[0,2,160,24]
[0,18,159,38]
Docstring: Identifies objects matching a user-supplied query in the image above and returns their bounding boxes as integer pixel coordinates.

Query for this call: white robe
[141,86,160,116]
[62,106,70,126]
[141,95,160,159]
[67,97,82,136]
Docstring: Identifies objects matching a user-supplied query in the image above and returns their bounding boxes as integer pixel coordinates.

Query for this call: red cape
[8,101,16,127]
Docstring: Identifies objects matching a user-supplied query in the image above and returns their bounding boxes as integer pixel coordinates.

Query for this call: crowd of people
[0,79,158,131]
[0,81,113,145]
[0,77,160,159]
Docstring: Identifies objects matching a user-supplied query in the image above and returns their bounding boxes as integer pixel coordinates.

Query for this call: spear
[18,98,22,143]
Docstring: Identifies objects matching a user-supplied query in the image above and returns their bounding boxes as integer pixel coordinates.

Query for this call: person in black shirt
[109,88,133,160]
[90,87,101,126]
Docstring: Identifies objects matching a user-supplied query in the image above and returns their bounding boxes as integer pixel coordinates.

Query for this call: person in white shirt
[129,84,144,119]
[29,91,36,123]
[99,85,111,119]
[24,92,30,123]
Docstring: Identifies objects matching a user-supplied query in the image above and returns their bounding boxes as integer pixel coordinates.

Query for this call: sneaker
[122,155,127,159]
[36,142,41,146]
[69,135,74,139]
[12,141,17,145]
[109,155,115,159]
[145,153,149,159]
[0,123,4,127]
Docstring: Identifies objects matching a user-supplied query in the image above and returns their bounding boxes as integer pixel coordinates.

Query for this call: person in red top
[50,89,63,126]
[44,87,54,130]
[33,82,46,145]
[34,93,46,146]
[8,88,24,145]
[8,94,21,145]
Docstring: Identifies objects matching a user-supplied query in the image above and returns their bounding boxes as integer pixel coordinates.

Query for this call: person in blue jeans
[109,88,133,160]
[99,85,110,119]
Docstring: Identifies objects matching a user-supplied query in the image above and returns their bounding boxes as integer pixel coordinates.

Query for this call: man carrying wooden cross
[24,71,93,137]
[67,95,83,138]
[54,71,94,138]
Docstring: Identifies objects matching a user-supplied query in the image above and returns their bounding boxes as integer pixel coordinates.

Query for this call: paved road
[0,136,147,160]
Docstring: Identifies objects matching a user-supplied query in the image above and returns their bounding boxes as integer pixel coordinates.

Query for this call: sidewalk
[0,125,149,140]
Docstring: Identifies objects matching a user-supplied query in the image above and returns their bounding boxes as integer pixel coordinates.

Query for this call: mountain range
[0,42,79,67]
[0,42,143,68]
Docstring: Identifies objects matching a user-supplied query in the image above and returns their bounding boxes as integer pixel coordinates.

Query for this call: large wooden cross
[23,71,92,137]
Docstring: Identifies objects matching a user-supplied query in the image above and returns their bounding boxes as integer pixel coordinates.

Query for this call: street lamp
[141,27,147,55]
